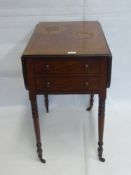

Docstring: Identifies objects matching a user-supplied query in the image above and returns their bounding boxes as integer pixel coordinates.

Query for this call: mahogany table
[21,21,112,163]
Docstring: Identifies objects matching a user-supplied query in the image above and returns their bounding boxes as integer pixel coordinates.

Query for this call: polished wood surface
[33,59,100,74]
[35,76,99,92]
[22,21,111,56]
[21,21,112,163]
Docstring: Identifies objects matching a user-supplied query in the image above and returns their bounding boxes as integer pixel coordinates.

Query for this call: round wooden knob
[46,82,50,87]
[85,81,89,87]
[45,64,50,69]
[85,64,89,70]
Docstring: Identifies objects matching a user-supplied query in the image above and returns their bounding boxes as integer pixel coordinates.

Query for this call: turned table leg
[44,94,49,113]
[87,94,94,111]
[98,95,106,162]
[30,93,46,163]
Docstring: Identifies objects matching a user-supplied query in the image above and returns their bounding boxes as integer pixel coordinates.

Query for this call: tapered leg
[87,94,94,111]
[98,95,106,162]
[30,94,46,163]
[44,94,49,113]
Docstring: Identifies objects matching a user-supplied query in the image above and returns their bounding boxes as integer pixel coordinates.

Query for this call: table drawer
[33,59,100,75]
[35,76,99,92]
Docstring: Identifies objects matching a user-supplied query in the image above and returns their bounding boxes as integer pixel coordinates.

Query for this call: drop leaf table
[21,21,112,163]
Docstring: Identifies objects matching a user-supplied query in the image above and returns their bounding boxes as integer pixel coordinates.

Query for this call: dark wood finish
[22,21,111,56]
[29,93,46,163]
[44,94,49,113]
[33,59,100,75]
[87,94,94,111]
[35,76,99,92]
[21,21,112,163]
[98,96,106,162]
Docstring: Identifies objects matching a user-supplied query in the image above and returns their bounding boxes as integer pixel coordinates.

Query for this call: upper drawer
[33,59,100,74]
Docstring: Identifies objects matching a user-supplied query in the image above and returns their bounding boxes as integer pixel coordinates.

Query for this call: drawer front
[33,59,99,74]
[35,76,99,92]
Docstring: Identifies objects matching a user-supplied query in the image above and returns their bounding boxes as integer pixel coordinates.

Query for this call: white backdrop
[0,1,131,175]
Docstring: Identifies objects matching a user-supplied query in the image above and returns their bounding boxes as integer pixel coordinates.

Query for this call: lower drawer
[35,76,99,93]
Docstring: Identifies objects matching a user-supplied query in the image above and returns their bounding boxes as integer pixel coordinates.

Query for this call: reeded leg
[98,96,106,162]
[87,94,94,111]
[30,93,46,163]
[44,94,49,113]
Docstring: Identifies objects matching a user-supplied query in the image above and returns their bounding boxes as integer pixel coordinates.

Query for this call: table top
[22,21,111,57]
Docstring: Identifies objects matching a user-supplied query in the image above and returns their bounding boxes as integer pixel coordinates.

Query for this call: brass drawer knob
[85,64,89,70]
[45,64,50,69]
[46,82,50,87]
[85,81,89,87]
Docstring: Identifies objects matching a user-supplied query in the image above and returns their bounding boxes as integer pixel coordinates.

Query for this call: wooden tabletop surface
[22,21,111,56]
